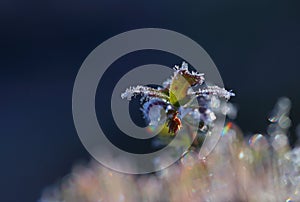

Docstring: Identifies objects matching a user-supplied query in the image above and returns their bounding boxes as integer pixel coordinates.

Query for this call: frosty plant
[121,62,235,152]
[73,28,235,173]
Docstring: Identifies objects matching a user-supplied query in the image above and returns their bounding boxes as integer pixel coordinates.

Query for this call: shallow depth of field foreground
[40,96,300,202]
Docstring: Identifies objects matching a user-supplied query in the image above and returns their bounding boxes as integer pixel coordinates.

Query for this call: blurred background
[1,0,300,201]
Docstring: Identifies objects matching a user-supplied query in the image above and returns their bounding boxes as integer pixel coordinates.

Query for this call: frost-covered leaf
[121,85,169,101]
[169,62,205,107]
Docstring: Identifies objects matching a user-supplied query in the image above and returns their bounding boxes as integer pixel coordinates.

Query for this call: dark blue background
[1,1,300,201]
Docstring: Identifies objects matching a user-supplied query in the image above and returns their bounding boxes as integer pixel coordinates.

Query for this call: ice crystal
[121,85,169,101]
[189,86,235,101]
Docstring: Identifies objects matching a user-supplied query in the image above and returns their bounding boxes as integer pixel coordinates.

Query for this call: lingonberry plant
[121,62,234,150]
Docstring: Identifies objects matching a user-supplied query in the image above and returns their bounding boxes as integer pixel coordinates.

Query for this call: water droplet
[249,134,269,150]
[267,123,280,136]
[272,134,288,150]
[279,115,292,129]
[278,97,291,111]
[268,111,279,123]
